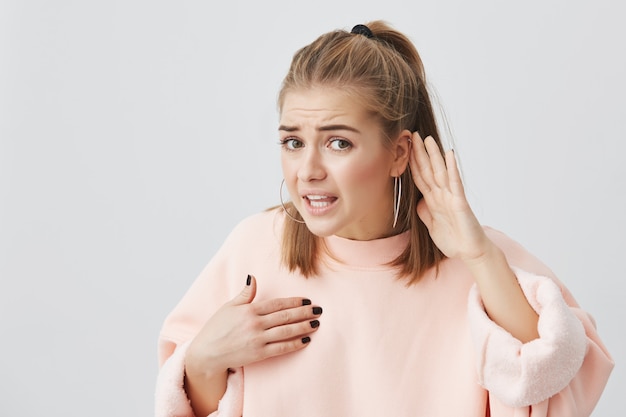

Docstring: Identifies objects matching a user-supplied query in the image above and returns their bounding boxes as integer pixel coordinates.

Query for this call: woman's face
[279,88,408,240]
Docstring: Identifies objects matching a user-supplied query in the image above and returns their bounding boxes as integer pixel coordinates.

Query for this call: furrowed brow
[318,124,360,133]
[278,125,298,132]
[278,124,361,133]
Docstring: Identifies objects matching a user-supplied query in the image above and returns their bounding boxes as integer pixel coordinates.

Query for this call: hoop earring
[393,176,402,228]
[280,179,305,224]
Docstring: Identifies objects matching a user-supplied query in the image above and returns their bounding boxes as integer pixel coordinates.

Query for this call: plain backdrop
[1,0,624,415]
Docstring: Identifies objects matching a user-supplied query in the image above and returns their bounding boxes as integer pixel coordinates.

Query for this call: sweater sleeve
[467,267,614,415]
[155,339,244,417]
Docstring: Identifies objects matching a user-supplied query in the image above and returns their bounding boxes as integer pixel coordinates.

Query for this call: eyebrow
[278,124,361,134]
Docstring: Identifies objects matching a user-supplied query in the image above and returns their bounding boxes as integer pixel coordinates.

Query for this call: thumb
[229,274,257,306]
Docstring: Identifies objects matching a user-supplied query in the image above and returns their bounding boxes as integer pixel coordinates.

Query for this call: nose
[297,147,326,182]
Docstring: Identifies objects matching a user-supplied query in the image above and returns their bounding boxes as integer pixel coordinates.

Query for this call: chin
[301,219,341,238]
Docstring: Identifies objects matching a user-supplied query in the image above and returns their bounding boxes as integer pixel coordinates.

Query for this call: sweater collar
[322,231,410,268]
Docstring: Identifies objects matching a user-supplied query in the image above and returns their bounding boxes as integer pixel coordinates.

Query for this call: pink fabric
[155,210,613,417]
[468,268,587,407]
[155,341,194,417]
[154,340,244,417]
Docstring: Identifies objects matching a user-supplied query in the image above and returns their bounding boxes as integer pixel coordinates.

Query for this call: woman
[155,21,613,416]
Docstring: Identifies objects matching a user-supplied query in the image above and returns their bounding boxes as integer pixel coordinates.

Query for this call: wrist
[183,351,230,417]
[184,343,229,381]
[461,240,505,274]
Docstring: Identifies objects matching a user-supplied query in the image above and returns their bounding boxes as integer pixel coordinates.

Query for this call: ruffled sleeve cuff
[155,340,244,417]
[467,267,588,408]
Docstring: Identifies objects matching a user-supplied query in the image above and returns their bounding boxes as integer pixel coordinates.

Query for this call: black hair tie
[351,24,374,39]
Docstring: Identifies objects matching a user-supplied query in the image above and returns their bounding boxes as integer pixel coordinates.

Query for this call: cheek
[281,157,299,196]
[281,156,295,178]
[341,157,390,191]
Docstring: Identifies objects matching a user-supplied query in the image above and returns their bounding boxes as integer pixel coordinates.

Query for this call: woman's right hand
[183,274,322,414]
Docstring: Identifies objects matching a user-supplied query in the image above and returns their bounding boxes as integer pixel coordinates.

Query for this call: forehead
[280,88,369,124]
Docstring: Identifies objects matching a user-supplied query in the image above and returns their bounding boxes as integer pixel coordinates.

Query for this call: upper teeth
[307,195,327,200]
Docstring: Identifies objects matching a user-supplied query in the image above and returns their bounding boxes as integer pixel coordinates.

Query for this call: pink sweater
[155,209,613,416]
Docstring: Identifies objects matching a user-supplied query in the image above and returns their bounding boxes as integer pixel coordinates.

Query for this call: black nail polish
[302,299,312,306]
[312,307,323,315]
[302,336,311,344]
[246,275,251,286]
[310,320,320,328]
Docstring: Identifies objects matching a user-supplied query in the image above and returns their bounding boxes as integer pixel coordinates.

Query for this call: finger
[408,161,430,196]
[253,296,319,316]
[262,318,321,344]
[409,132,434,193]
[260,304,323,329]
[445,149,465,197]
[416,198,433,229]
[228,274,257,306]
[424,136,449,189]
[261,334,314,360]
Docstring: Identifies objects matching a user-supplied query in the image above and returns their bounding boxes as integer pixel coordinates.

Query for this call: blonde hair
[277,21,445,284]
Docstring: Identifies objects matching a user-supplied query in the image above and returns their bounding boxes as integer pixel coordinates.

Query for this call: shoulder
[158,209,288,343]
[221,208,286,251]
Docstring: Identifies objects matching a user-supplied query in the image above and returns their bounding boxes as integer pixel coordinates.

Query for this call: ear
[389,129,412,177]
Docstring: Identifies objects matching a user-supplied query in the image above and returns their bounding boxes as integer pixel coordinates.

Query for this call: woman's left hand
[410,132,541,343]
[408,132,491,263]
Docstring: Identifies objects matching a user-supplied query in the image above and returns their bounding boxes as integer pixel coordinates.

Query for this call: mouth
[301,194,338,214]
[305,194,337,207]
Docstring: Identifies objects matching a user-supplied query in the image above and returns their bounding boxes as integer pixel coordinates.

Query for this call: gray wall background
[1,0,623,415]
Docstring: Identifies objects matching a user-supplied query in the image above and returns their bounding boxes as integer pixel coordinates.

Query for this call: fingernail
[310,320,320,328]
[302,298,311,306]
[246,275,251,286]
[302,336,311,344]
[312,307,323,315]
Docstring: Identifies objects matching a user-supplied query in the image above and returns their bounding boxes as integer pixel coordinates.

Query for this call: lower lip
[302,197,338,215]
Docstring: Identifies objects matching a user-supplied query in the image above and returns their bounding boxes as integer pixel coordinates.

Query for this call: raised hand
[409,132,540,342]
[408,132,490,263]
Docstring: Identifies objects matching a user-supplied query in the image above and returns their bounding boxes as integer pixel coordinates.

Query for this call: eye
[329,138,352,151]
[280,138,304,151]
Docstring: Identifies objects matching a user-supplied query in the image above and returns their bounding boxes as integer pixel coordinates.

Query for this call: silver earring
[280,179,305,224]
[393,176,402,228]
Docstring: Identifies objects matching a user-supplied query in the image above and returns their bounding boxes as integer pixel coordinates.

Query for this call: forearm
[464,242,539,343]
[184,360,229,417]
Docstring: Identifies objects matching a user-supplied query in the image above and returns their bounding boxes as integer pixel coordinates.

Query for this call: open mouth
[302,194,338,213]
[305,195,337,208]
